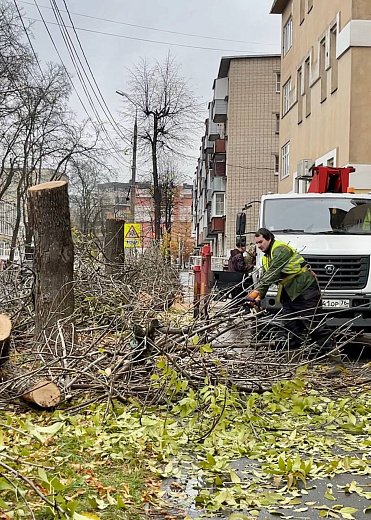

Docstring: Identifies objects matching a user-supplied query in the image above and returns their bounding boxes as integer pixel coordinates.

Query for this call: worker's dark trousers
[279,284,335,351]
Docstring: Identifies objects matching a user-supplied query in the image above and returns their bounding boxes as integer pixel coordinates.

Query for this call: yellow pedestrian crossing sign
[124,223,141,248]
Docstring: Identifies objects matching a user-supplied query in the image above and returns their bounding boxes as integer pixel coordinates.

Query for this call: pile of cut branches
[0,237,370,412]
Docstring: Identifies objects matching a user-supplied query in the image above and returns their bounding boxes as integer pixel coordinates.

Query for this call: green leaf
[202,343,213,353]
[37,467,49,483]
[278,455,286,472]
[0,478,14,491]
[230,469,241,484]
[34,422,63,435]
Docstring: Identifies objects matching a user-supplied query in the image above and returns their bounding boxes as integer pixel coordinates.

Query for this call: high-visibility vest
[262,240,308,301]
[262,240,305,274]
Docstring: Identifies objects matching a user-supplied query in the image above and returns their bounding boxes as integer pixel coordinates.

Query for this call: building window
[281,142,290,180]
[320,38,327,102]
[308,0,313,13]
[283,17,293,56]
[274,155,279,176]
[275,113,280,133]
[330,27,338,93]
[300,0,305,24]
[283,78,291,115]
[297,67,303,123]
[275,72,281,93]
[213,193,225,217]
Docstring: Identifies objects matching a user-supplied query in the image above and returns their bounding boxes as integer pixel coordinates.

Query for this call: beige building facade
[271,0,371,193]
[193,55,281,256]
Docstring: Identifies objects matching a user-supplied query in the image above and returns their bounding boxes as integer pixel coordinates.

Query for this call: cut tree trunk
[0,314,11,367]
[104,217,125,274]
[0,316,61,409]
[28,181,75,351]
[22,380,61,408]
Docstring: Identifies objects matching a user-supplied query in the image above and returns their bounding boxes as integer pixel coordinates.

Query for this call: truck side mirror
[236,213,246,235]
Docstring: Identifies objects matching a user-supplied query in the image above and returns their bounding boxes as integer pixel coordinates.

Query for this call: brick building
[98,181,194,261]
[193,55,281,256]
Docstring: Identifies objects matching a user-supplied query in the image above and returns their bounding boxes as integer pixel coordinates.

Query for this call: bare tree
[69,159,110,235]
[0,2,111,260]
[119,53,199,239]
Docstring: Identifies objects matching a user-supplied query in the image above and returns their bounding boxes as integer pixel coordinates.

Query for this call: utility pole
[115,90,138,223]
[131,111,137,222]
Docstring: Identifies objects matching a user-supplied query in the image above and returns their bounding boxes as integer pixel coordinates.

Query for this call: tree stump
[0,314,11,367]
[22,379,61,408]
[0,315,61,409]
[104,217,125,274]
[28,181,75,351]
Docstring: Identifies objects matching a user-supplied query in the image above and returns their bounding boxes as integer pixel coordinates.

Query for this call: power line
[24,16,277,54]
[13,0,44,78]
[32,0,92,119]
[59,0,128,145]
[19,0,278,47]
[47,0,131,165]
[31,0,130,168]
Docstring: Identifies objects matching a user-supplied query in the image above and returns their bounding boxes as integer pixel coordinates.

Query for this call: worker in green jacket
[247,228,335,353]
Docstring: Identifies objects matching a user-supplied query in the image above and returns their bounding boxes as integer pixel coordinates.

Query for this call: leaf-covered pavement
[0,365,371,519]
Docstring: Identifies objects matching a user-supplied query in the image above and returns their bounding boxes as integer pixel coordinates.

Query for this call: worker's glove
[246,291,262,309]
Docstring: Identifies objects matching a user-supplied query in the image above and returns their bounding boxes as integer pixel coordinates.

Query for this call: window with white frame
[282,78,291,115]
[283,17,292,56]
[281,142,290,179]
[275,72,281,93]
[0,241,10,258]
[213,193,225,217]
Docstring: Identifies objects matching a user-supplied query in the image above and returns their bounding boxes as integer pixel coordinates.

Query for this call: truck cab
[257,193,371,332]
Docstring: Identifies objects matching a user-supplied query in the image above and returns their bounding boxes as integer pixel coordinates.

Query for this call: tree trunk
[152,119,161,240]
[28,181,75,350]
[104,217,125,274]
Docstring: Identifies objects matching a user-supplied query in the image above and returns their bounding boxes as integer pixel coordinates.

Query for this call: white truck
[256,192,371,332]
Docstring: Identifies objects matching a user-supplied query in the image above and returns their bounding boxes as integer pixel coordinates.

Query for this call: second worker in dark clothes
[228,242,254,302]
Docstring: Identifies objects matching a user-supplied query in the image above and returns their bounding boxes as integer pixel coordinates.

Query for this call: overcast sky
[18,0,281,182]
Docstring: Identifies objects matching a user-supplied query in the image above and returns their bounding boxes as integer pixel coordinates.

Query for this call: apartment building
[271,0,371,192]
[193,55,281,256]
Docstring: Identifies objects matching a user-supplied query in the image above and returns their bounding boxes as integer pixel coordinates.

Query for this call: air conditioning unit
[297,159,314,179]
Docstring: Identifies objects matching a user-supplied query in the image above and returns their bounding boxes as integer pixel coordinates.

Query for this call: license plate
[322,299,350,308]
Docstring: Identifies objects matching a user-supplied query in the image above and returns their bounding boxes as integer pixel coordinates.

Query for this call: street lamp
[116,90,137,223]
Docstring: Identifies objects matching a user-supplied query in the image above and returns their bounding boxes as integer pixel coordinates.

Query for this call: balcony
[208,217,225,235]
[212,99,227,123]
[212,160,226,177]
[208,121,221,141]
[214,139,226,154]
[205,139,213,153]
[202,227,211,243]
[211,176,226,192]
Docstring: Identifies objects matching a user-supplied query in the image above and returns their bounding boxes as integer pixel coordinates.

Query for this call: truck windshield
[263,198,371,234]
